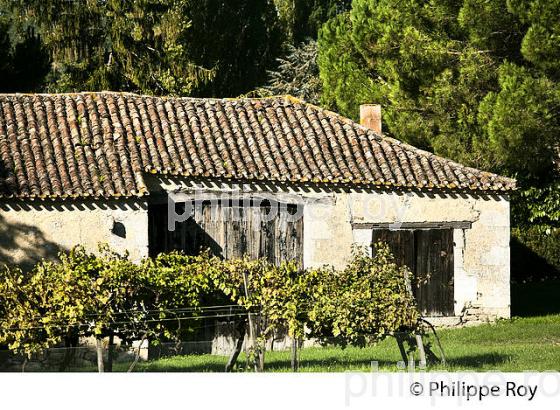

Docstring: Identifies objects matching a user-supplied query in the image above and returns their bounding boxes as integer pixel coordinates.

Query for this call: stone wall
[302,188,511,320]
[0,199,149,269]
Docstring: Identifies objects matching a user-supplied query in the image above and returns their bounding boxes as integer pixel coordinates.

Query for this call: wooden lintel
[149,190,334,206]
[351,221,473,230]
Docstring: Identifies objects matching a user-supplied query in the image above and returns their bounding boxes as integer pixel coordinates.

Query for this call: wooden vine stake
[95,337,104,373]
[291,337,298,372]
[242,269,262,372]
[225,319,246,372]
[415,333,427,368]
[107,332,114,372]
[401,266,427,367]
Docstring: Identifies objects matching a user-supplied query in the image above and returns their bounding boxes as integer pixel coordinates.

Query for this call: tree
[318,0,560,237]
[260,40,322,104]
[4,0,215,94]
[3,0,284,97]
[274,0,351,43]
[184,0,283,97]
[0,8,49,92]
[318,0,560,179]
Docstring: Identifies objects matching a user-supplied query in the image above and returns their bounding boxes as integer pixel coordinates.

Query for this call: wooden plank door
[371,229,415,272]
[414,229,454,316]
[371,228,455,317]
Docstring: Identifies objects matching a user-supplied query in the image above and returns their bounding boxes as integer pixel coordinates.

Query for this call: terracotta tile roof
[0,92,515,200]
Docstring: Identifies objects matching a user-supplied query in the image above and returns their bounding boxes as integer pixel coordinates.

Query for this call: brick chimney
[360,104,382,135]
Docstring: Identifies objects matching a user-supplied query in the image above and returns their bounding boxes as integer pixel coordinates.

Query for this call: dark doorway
[148,200,303,267]
[372,229,455,316]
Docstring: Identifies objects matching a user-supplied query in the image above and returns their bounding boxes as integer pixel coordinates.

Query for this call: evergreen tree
[185,0,283,97]
[4,0,283,97]
[0,10,49,92]
[318,0,560,182]
[275,0,351,43]
[5,0,215,94]
[261,40,322,104]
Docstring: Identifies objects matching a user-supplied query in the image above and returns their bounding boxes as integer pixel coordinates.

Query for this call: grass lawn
[113,314,560,372]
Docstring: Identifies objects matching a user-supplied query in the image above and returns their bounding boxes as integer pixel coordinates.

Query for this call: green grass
[110,314,560,372]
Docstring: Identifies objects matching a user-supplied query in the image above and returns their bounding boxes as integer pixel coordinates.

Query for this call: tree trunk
[246,311,259,371]
[256,315,265,372]
[96,337,104,373]
[59,332,78,372]
[395,333,408,363]
[242,269,261,372]
[127,334,147,373]
[225,320,246,372]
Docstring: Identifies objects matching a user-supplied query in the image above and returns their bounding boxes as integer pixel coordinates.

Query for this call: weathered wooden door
[148,200,303,267]
[414,230,454,316]
[371,229,454,316]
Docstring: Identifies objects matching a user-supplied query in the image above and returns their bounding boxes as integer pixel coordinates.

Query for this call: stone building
[0,92,515,323]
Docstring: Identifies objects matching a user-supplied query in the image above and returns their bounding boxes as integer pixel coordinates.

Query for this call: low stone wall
[0,340,149,372]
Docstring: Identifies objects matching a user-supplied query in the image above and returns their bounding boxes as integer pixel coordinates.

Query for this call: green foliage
[318,13,378,129]
[478,62,560,179]
[5,0,215,94]
[185,0,283,97]
[3,0,283,96]
[211,244,419,345]
[511,226,560,280]
[0,243,419,358]
[514,182,560,227]
[209,257,304,339]
[0,9,49,92]
[509,0,560,76]
[318,0,560,179]
[0,246,216,356]
[0,263,63,355]
[0,245,139,356]
[132,251,218,342]
[274,0,351,43]
[304,244,419,346]
[318,0,560,235]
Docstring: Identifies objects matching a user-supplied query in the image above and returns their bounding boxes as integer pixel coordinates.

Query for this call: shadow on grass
[135,351,513,372]
[445,353,511,369]
[264,358,400,371]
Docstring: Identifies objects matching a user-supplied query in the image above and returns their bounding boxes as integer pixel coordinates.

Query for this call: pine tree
[0,8,49,92]
[318,0,560,182]
[274,0,351,43]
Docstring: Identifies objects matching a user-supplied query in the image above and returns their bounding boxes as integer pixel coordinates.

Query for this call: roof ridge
[0,91,296,103]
